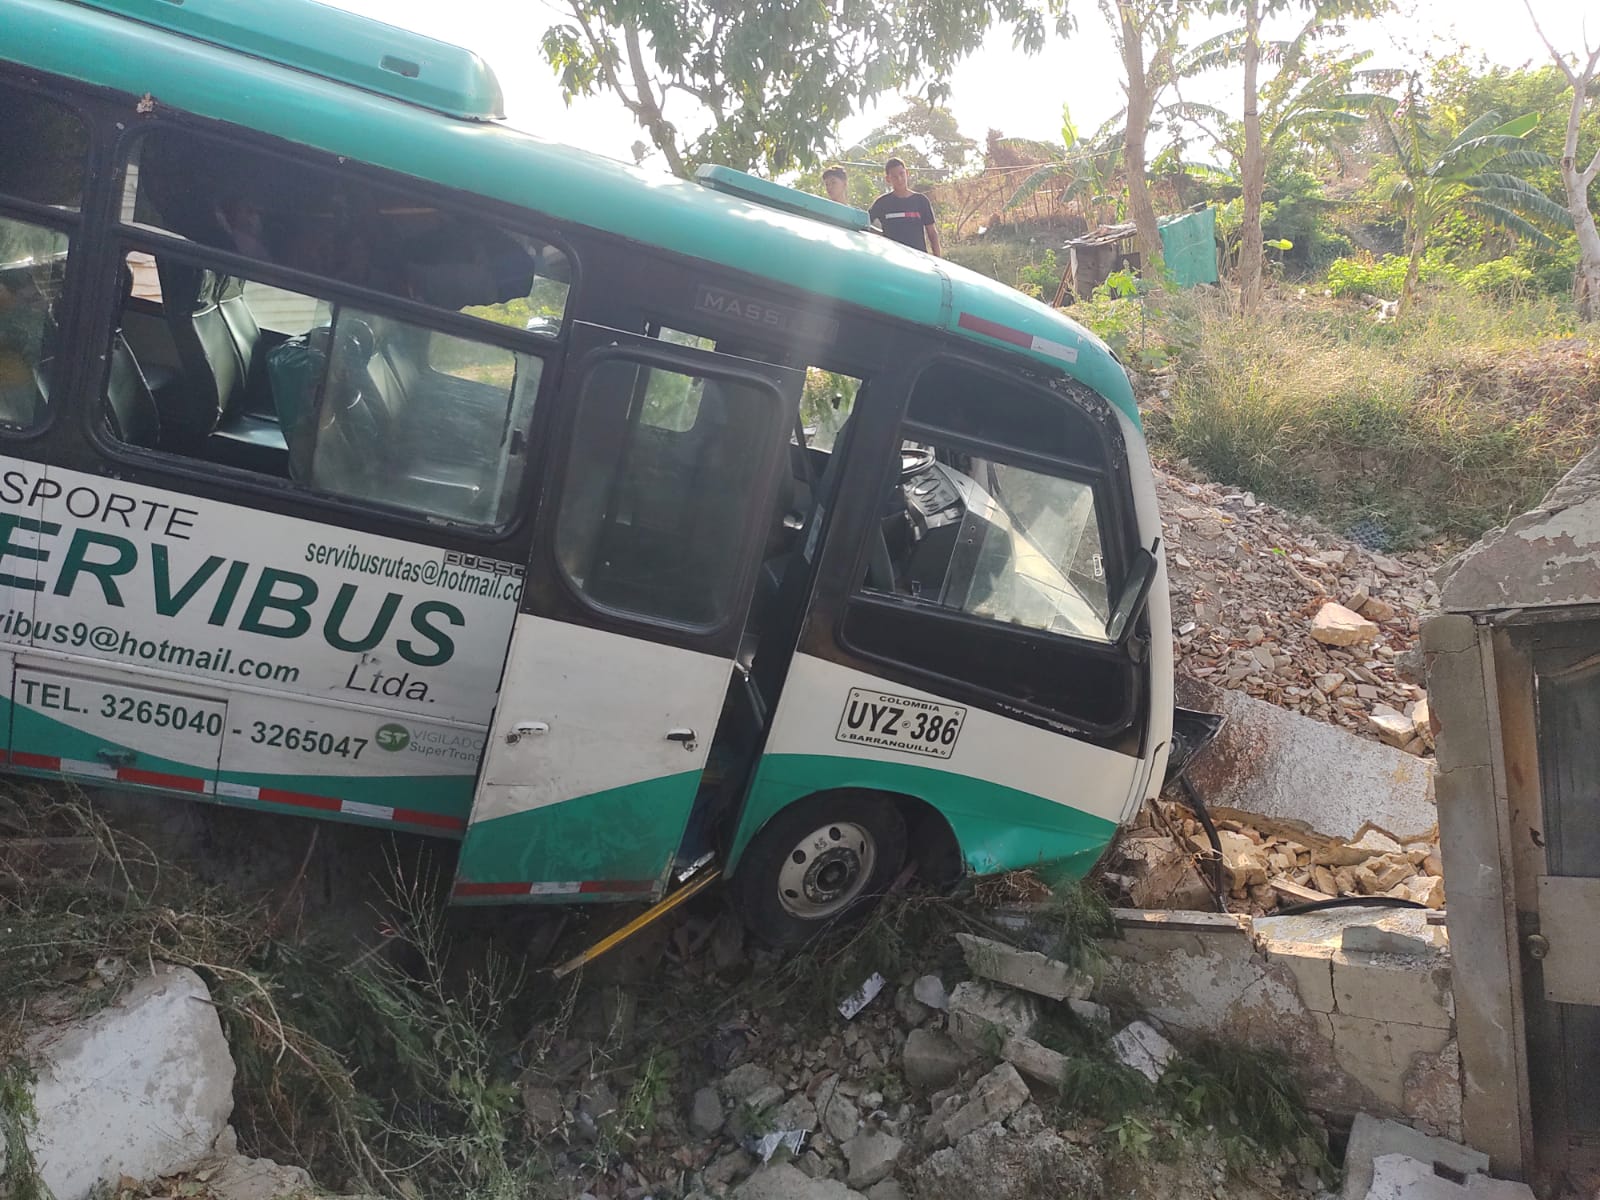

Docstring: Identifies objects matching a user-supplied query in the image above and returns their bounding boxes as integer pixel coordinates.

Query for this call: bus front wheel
[733,792,907,948]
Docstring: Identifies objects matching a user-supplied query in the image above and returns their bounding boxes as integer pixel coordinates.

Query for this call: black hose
[1178,775,1228,912]
[1274,895,1428,916]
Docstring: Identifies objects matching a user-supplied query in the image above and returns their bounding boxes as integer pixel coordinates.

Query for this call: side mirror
[1106,540,1160,645]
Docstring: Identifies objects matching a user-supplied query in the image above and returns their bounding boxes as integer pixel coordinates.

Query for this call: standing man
[822,165,849,205]
[868,157,941,256]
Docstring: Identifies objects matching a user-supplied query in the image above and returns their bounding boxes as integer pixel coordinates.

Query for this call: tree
[1001,105,1126,227]
[1103,0,1192,272]
[796,100,980,209]
[1523,1,1600,320]
[541,0,1065,178]
[1182,1,1388,313]
[1370,93,1570,312]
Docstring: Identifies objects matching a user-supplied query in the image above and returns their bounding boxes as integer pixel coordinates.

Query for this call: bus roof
[9,0,1139,427]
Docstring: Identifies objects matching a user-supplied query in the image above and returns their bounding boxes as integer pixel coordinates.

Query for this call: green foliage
[1160,1039,1330,1178]
[540,0,1065,176]
[1072,290,1173,372]
[1368,88,1571,308]
[0,790,550,1199]
[1000,105,1126,227]
[1459,256,1536,299]
[800,368,860,451]
[794,99,979,208]
[1325,251,1456,298]
[1015,249,1062,298]
[0,1059,46,1200]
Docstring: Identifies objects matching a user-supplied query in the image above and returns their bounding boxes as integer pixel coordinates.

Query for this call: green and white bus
[0,0,1173,943]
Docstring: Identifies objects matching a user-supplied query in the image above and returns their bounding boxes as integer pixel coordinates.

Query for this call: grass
[0,785,555,1199]
[1100,283,1600,547]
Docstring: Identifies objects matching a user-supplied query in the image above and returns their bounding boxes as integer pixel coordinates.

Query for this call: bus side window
[0,81,90,430]
[96,124,566,529]
[121,127,572,336]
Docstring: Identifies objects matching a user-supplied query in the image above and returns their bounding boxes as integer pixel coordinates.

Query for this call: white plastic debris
[838,972,887,1019]
[1111,1020,1176,1084]
[744,1129,808,1163]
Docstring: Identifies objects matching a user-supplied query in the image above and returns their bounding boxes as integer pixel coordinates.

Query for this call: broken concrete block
[1342,921,1438,957]
[954,934,1092,1002]
[1413,695,1434,749]
[1117,835,1214,909]
[1311,602,1379,646]
[734,1163,868,1200]
[1365,1153,1534,1200]
[1067,999,1110,1024]
[945,981,1040,1053]
[912,975,949,1011]
[1339,1113,1489,1200]
[1370,709,1416,748]
[187,1151,313,1200]
[1408,875,1445,909]
[910,1122,1099,1200]
[1182,687,1436,842]
[902,1028,968,1089]
[941,1063,1030,1142]
[691,1086,726,1138]
[1359,595,1398,623]
[1110,1020,1175,1084]
[842,1130,904,1189]
[814,1075,860,1143]
[722,1063,781,1103]
[25,966,236,1200]
[1000,1035,1069,1087]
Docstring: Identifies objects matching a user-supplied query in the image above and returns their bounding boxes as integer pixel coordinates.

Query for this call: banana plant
[1370,92,1571,312]
[1001,104,1127,228]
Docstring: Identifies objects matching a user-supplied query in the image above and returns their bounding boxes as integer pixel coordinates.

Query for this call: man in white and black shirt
[868,157,942,256]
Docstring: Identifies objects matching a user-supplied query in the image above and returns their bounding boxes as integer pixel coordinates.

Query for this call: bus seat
[104,266,161,448]
[155,259,256,437]
[106,335,161,448]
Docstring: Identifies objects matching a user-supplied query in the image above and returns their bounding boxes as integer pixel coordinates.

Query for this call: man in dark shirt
[868,157,942,256]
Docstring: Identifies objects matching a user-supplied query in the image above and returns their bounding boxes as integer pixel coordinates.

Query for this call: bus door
[725,356,1160,942]
[452,324,803,903]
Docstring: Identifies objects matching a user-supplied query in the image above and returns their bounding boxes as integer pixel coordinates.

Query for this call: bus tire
[734,791,907,948]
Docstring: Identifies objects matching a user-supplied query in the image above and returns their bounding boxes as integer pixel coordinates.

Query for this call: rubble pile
[1157,470,1441,756]
[515,918,1316,1200]
[1106,802,1444,917]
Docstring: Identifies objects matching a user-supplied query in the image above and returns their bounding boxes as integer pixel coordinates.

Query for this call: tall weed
[1157,286,1600,545]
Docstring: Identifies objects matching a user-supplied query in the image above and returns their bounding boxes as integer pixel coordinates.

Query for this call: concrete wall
[1099,907,1459,1135]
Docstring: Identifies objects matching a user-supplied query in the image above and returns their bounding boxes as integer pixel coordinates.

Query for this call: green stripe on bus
[453,770,701,893]
[9,705,472,825]
[728,752,1117,881]
[3,0,1137,427]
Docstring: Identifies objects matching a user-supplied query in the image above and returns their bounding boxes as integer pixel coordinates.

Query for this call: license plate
[834,688,966,759]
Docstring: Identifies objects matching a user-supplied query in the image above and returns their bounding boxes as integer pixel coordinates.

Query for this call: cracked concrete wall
[1100,908,1459,1135]
[1422,614,1532,1175]
[1438,440,1600,612]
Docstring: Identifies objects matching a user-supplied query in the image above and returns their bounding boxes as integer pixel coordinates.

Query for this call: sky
[325,0,1594,172]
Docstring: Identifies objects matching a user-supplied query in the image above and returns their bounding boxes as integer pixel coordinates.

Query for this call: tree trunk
[1553,63,1600,322]
[1237,0,1265,315]
[1574,201,1600,322]
[1117,2,1164,275]
[1399,224,1425,316]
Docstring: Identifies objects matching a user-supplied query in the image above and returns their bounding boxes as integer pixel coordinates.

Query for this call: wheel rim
[775,821,877,919]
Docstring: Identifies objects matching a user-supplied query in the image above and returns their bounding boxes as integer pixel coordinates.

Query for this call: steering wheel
[899,440,936,480]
